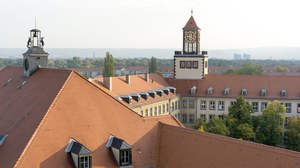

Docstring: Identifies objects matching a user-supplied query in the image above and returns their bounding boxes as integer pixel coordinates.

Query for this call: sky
[0,0,300,49]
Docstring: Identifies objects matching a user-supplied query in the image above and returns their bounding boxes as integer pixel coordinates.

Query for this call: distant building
[70,67,103,78]
[234,53,242,60]
[243,53,251,60]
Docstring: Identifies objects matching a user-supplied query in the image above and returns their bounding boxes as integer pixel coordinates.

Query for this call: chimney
[103,77,112,91]
[144,73,149,82]
[126,74,131,84]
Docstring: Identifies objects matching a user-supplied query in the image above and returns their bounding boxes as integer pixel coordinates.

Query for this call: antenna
[35,17,37,29]
[191,8,193,16]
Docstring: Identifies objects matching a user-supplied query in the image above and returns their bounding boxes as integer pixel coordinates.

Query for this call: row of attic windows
[66,135,132,168]
[191,86,288,97]
[119,87,176,104]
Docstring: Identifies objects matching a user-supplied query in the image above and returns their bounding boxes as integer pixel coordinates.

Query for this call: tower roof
[183,15,200,30]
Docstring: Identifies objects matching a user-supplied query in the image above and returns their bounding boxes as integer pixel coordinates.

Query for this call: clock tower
[23,28,49,77]
[174,12,208,79]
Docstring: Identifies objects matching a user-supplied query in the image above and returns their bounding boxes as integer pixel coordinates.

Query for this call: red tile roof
[183,16,200,30]
[1,66,300,167]
[157,124,300,168]
[0,66,182,168]
[167,74,300,99]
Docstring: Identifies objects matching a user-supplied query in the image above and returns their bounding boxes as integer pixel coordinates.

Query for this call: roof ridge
[13,70,74,167]
[160,123,300,158]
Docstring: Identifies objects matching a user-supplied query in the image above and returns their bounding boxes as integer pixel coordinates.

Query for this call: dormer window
[139,92,149,100]
[207,87,213,95]
[162,88,170,95]
[167,86,176,94]
[0,133,8,146]
[106,135,132,167]
[261,88,267,96]
[121,95,132,104]
[155,90,163,97]
[241,88,247,96]
[130,93,141,102]
[224,88,230,95]
[281,89,287,97]
[65,138,92,168]
[191,86,197,95]
[147,90,156,99]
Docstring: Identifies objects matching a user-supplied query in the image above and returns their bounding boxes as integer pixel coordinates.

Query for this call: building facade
[168,13,300,127]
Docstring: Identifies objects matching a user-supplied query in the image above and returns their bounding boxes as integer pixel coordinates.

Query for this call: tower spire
[191,9,193,16]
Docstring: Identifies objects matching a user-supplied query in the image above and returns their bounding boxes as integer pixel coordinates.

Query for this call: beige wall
[132,96,180,117]
[178,96,300,126]
[175,57,205,79]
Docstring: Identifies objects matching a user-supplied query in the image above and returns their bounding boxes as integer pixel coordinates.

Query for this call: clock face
[185,31,196,43]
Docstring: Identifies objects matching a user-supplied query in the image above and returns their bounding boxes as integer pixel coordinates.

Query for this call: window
[154,107,157,116]
[182,100,187,108]
[191,86,197,95]
[209,101,215,110]
[158,106,161,115]
[186,61,192,68]
[177,100,180,109]
[205,61,208,68]
[224,88,230,95]
[140,110,143,116]
[261,102,268,111]
[166,103,169,112]
[261,89,267,96]
[241,88,247,96]
[163,105,165,113]
[80,156,90,168]
[207,87,213,95]
[145,109,148,116]
[218,115,224,120]
[297,103,300,113]
[182,114,187,123]
[218,101,225,110]
[189,100,195,109]
[172,102,175,111]
[284,117,290,128]
[252,102,259,112]
[150,108,153,116]
[180,61,185,68]
[120,150,131,166]
[200,114,206,122]
[209,114,214,121]
[200,100,206,110]
[281,89,287,97]
[175,101,178,110]
[230,101,236,106]
[193,61,198,69]
[189,114,195,124]
[285,103,291,113]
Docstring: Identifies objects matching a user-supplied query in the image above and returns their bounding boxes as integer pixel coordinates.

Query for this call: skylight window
[65,138,92,168]
[191,86,197,95]
[0,133,8,146]
[224,88,230,95]
[261,88,267,96]
[281,89,287,97]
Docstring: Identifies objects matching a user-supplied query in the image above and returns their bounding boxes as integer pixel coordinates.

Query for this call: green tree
[236,123,255,140]
[149,56,157,73]
[256,100,285,146]
[227,96,253,139]
[228,96,252,125]
[103,52,115,77]
[236,62,264,75]
[205,116,229,136]
[274,66,288,73]
[285,117,300,151]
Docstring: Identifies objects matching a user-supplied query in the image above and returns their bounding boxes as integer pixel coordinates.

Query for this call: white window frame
[80,156,90,168]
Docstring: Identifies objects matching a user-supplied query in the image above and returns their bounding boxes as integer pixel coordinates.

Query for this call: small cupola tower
[174,11,208,80]
[23,28,49,77]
